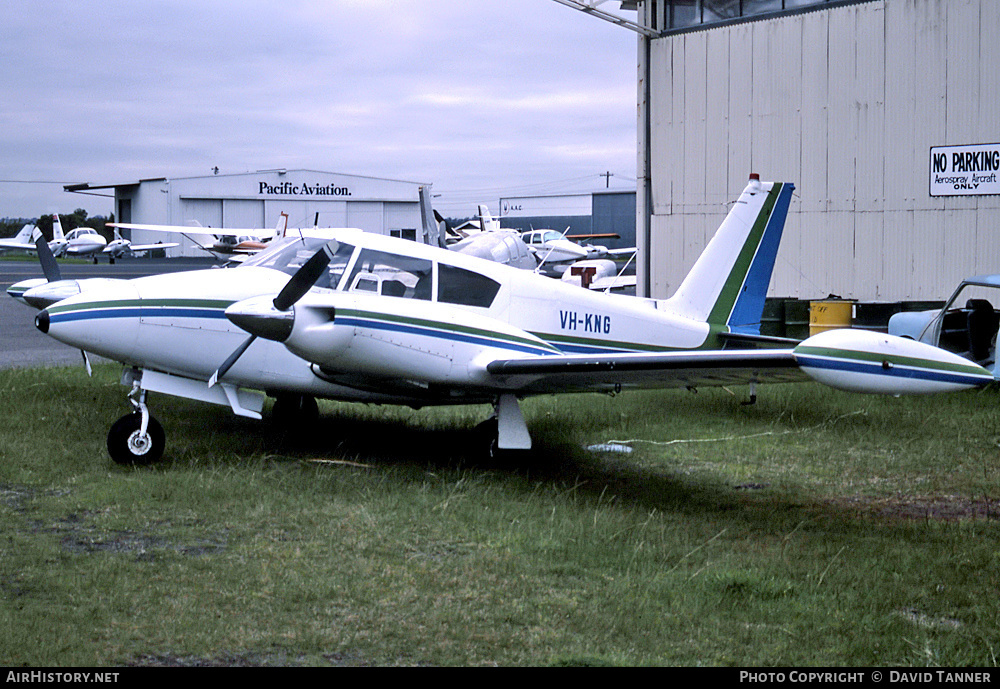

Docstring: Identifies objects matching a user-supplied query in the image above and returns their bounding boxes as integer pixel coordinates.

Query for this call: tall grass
[1,364,998,666]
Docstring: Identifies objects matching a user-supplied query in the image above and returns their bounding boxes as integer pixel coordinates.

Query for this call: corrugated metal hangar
[67,170,429,257]
[563,0,999,308]
[630,0,1000,303]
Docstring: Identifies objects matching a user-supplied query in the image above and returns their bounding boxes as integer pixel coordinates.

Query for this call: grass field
[1,363,998,666]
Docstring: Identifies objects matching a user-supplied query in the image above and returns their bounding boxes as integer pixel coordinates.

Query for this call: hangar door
[180,199,222,228]
[224,200,265,230]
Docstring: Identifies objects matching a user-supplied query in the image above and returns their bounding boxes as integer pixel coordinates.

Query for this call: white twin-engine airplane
[0,215,108,260]
[49,215,108,262]
[2,216,178,264]
[10,176,994,465]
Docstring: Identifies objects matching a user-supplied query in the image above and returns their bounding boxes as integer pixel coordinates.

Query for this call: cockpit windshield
[242,235,501,307]
[243,236,356,290]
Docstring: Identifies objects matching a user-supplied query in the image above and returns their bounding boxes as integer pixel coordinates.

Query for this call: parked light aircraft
[110,213,288,260]
[0,216,107,262]
[440,207,635,284]
[11,176,994,465]
[58,226,108,261]
[104,228,180,263]
[0,223,40,253]
[434,206,538,270]
[522,228,635,274]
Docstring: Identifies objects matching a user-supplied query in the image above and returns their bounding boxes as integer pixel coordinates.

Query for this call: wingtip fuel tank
[793,329,994,395]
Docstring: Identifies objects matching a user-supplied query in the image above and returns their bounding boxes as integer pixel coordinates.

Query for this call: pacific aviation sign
[930,144,1000,196]
[259,181,352,197]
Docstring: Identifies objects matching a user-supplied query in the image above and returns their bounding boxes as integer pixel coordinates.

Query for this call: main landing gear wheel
[473,417,500,460]
[271,393,319,428]
[107,412,165,465]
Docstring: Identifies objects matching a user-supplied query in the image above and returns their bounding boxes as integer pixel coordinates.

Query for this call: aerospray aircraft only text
[11,176,994,464]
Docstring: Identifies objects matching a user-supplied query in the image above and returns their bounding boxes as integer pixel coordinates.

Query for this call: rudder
[665,176,794,333]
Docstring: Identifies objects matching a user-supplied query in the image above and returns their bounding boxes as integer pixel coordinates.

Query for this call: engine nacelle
[282,292,558,386]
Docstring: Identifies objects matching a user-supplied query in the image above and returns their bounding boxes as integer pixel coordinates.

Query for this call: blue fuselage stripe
[50,308,228,323]
[337,316,557,357]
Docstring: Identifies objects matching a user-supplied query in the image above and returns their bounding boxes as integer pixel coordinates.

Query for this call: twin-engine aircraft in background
[437,206,636,289]
[1,216,179,263]
[0,215,109,260]
[10,176,994,465]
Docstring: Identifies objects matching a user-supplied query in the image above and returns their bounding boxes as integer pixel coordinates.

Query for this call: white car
[888,275,1000,377]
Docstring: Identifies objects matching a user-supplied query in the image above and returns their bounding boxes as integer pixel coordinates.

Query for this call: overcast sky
[0,0,638,222]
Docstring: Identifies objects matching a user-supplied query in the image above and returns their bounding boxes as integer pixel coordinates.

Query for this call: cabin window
[346,248,433,300]
[438,264,501,308]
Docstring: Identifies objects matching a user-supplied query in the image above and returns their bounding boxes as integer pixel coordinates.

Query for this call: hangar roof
[65,169,427,196]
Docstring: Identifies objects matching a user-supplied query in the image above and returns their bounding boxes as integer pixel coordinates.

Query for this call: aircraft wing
[108,223,219,251]
[128,242,181,252]
[566,233,620,240]
[606,247,637,257]
[587,274,637,291]
[0,240,36,251]
[109,222,270,237]
[485,349,809,395]
[104,241,181,253]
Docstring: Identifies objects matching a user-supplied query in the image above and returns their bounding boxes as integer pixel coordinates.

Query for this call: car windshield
[243,236,356,290]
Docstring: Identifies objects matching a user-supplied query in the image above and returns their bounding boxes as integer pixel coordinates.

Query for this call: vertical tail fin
[665,176,794,333]
[14,224,35,244]
[478,205,500,232]
[51,214,65,241]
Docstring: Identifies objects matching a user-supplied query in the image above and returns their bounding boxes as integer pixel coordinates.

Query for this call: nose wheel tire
[107,412,165,465]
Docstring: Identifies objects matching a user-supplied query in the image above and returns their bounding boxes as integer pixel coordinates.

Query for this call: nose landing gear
[107,383,164,465]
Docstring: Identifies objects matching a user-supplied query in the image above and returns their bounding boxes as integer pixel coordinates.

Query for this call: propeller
[208,240,338,387]
[35,236,61,282]
[34,234,93,377]
[272,241,338,311]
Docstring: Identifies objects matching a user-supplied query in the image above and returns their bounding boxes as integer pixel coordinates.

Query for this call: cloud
[0,0,638,218]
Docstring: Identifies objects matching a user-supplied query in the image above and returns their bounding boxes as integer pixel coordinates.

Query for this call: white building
[67,169,432,256]
[562,0,1000,304]
[637,0,1000,302]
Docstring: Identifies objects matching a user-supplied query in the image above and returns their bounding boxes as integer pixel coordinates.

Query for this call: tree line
[0,209,115,241]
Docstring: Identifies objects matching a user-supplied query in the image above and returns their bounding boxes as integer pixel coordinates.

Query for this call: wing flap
[486,349,807,394]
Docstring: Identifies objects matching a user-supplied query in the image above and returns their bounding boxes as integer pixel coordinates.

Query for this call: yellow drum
[809,300,854,335]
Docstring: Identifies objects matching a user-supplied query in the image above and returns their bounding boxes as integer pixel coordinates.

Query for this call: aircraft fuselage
[30,231,712,406]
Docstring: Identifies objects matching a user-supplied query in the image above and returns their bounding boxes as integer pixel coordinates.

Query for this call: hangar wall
[113,170,428,257]
[645,0,1000,302]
